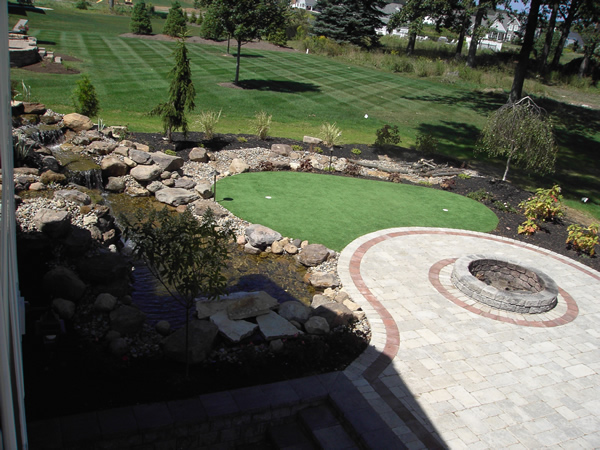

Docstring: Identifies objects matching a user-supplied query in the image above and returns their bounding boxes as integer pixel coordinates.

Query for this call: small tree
[72,74,100,117]
[150,36,196,142]
[163,1,187,37]
[476,97,558,181]
[130,0,153,35]
[121,208,232,376]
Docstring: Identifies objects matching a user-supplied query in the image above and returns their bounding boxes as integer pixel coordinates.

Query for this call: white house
[290,0,317,11]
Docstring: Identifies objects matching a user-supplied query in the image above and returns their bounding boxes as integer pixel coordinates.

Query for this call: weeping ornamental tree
[121,208,232,377]
[476,97,558,182]
[150,36,195,142]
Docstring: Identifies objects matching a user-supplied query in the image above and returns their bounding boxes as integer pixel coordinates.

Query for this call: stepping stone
[256,311,303,341]
[209,310,257,343]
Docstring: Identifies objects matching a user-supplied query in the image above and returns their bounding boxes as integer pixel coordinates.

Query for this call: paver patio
[338,228,600,449]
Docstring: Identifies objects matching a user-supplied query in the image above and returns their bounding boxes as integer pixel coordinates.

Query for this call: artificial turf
[216,172,499,251]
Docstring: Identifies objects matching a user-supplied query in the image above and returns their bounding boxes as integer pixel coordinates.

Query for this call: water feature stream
[107,193,316,329]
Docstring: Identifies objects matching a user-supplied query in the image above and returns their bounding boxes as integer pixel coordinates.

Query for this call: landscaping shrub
[75,0,88,10]
[566,223,599,256]
[518,185,564,235]
[351,148,361,157]
[291,145,303,152]
[72,74,100,117]
[237,136,248,143]
[374,124,401,148]
[467,189,493,202]
[415,132,439,154]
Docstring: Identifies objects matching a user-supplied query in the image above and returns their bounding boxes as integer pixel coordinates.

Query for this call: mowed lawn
[10,6,600,216]
[216,172,499,251]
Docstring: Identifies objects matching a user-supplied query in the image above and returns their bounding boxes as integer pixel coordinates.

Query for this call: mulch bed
[20,54,81,75]
[130,131,599,274]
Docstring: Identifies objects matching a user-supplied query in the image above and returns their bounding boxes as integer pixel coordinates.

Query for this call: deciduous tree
[121,208,232,377]
[150,37,195,142]
[201,0,288,83]
[477,97,558,181]
[509,0,542,102]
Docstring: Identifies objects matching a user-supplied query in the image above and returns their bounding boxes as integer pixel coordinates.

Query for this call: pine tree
[312,0,386,48]
[72,74,100,117]
[130,0,153,35]
[163,1,187,37]
[150,37,195,142]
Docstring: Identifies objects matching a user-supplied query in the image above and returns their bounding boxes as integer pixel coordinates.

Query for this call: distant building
[290,0,317,11]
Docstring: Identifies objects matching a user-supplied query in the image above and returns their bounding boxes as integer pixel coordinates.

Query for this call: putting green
[216,172,498,252]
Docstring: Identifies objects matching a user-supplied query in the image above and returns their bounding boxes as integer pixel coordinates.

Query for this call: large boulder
[194,182,213,199]
[155,188,199,206]
[54,189,91,206]
[298,244,330,267]
[33,208,70,238]
[189,147,208,163]
[94,293,118,312]
[130,164,162,183]
[174,177,196,190]
[23,102,46,115]
[43,266,86,302]
[51,298,76,320]
[278,301,311,324]
[309,272,341,289]
[40,170,67,185]
[63,113,93,132]
[304,316,330,335]
[101,156,128,178]
[229,158,249,174]
[271,144,292,156]
[313,303,354,328]
[109,306,146,336]
[191,199,228,218]
[162,320,218,364]
[245,224,282,250]
[151,152,184,172]
[105,176,126,193]
[87,141,117,155]
[129,149,152,165]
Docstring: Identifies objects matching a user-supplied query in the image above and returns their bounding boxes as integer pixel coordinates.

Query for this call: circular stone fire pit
[451,255,559,314]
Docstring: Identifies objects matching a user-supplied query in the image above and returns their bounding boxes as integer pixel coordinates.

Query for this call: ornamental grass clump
[518,185,564,235]
[196,109,221,140]
[319,122,342,148]
[253,111,272,140]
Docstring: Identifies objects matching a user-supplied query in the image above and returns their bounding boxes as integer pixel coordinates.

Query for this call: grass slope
[10,5,600,218]
[216,172,499,251]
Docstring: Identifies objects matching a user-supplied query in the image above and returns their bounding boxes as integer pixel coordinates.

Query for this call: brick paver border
[343,228,598,448]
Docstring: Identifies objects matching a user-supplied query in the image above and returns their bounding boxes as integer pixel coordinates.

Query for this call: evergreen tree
[150,37,195,142]
[312,0,386,48]
[130,0,153,35]
[163,1,187,37]
[72,74,100,117]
